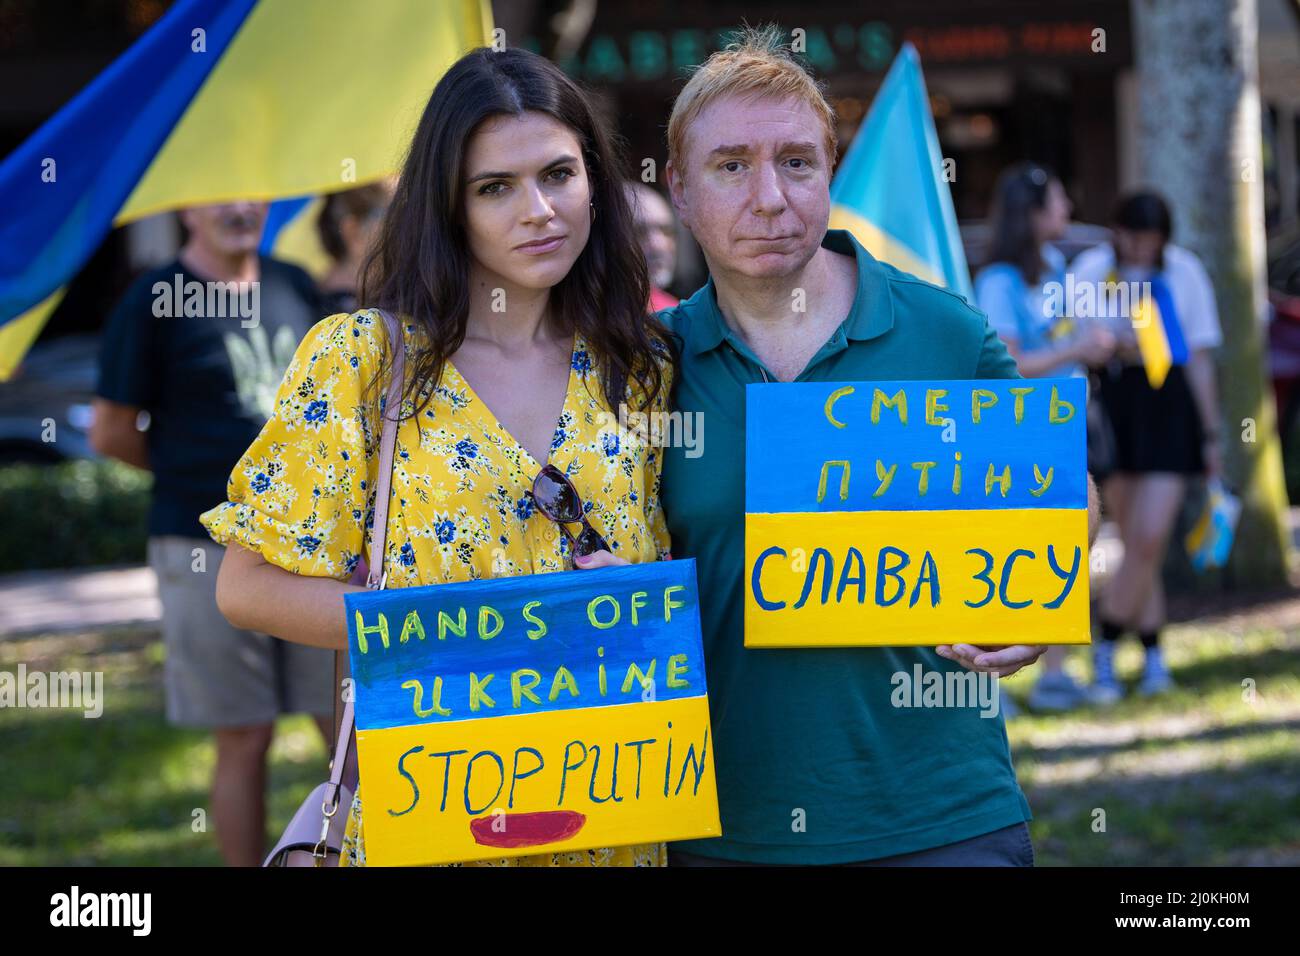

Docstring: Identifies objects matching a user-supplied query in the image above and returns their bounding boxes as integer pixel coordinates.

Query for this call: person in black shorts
[1070,193,1224,702]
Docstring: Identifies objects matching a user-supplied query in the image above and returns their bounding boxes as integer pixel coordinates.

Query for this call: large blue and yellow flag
[0,0,492,379]
[829,43,971,301]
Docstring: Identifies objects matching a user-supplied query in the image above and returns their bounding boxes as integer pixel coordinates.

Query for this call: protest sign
[744,378,1090,647]
[345,559,720,865]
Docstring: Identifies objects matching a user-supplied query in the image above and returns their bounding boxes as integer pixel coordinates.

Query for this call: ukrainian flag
[829,43,972,301]
[259,195,331,279]
[0,0,492,380]
[1131,273,1190,389]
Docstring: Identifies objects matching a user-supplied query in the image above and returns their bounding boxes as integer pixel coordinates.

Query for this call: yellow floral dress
[200,308,671,867]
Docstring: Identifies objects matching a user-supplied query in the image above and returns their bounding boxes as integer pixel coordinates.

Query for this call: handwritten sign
[345,559,720,866]
[744,379,1090,647]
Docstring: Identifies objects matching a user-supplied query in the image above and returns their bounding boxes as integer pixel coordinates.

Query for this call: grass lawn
[1,601,1298,866]
[0,626,327,866]
[1003,598,1300,865]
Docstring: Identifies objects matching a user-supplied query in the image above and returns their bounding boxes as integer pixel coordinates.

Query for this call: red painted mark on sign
[469,810,587,848]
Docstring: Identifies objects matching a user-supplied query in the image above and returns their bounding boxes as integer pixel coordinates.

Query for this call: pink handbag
[264,308,406,867]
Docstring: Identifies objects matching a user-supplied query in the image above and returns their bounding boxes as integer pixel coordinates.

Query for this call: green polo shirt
[659,229,1031,864]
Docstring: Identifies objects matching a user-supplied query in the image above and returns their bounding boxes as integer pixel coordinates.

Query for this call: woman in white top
[1070,192,1224,703]
[974,163,1115,714]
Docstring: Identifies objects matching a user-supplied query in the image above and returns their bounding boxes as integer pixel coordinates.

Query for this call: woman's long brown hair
[359,46,675,419]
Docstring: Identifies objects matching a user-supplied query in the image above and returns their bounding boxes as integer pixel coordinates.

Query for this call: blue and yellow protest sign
[345,559,720,866]
[744,379,1090,647]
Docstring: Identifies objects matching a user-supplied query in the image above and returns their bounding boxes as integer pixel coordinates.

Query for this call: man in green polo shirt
[655,27,1100,865]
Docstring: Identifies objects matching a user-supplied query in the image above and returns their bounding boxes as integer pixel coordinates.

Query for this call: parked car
[0,334,99,463]
[1267,230,1300,448]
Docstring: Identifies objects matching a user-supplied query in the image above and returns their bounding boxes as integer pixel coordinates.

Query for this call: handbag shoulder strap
[366,308,407,588]
[325,307,406,802]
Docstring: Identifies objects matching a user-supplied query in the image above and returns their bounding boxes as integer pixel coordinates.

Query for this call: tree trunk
[1132,0,1291,587]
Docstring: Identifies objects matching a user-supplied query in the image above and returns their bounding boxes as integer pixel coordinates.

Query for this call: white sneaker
[1088,642,1123,706]
[1028,671,1089,712]
[1138,653,1176,696]
[1086,679,1123,706]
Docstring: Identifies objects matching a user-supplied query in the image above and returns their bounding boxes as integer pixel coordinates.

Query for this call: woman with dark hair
[1071,191,1224,703]
[974,163,1115,378]
[974,163,1114,714]
[315,179,395,315]
[199,47,676,866]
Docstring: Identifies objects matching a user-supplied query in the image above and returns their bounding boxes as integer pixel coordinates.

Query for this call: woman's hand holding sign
[574,550,629,569]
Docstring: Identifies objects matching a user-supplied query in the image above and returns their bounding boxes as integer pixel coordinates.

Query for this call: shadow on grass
[1012,716,1300,765]
[1172,644,1300,687]
[1025,753,1300,866]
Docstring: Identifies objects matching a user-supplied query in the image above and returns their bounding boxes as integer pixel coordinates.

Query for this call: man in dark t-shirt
[99,253,320,536]
[91,201,334,866]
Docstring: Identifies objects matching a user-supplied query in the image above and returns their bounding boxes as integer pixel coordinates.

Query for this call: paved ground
[0,564,160,637]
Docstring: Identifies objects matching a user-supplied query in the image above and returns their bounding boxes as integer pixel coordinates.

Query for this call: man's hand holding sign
[744,378,1094,658]
[938,474,1101,676]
